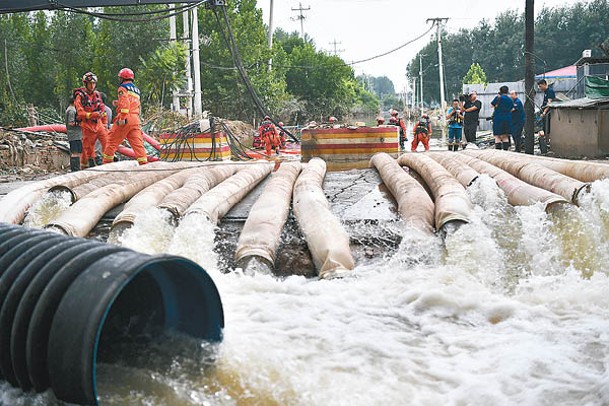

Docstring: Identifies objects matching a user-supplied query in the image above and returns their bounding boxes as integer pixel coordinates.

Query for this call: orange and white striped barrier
[159,132,231,161]
[301,126,399,171]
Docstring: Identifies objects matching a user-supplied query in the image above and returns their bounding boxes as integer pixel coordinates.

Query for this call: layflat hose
[46,163,181,237]
[112,166,213,231]
[454,153,569,209]
[460,150,589,204]
[370,153,434,234]
[234,162,302,272]
[0,223,223,405]
[0,161,137,224]
[427,152,480,188]
[158,165,240,220]
[184,163,272,224]
[293,158,355,279]
[397,153,473,231]
[463,149,609,183]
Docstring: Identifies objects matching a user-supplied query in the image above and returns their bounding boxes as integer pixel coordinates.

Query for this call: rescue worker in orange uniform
[102,68,147,165]
[411,114,432,152]
[277,121,287,149]
[376,116,385,126]
[390,109,408,149]
[258,116,279,156]
[73,72,108,168]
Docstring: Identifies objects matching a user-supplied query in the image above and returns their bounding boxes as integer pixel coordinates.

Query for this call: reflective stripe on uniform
[136,157,147,162]
[102,152,114,160]
[120,109,130,114]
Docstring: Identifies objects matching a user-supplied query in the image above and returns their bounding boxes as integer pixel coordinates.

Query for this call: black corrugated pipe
[0,223,224,405]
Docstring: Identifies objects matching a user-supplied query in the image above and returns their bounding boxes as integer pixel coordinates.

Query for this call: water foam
[23,190,72,229]
[117,208,176,255]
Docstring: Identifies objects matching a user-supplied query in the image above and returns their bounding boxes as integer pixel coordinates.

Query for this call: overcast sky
[258,0,586,90]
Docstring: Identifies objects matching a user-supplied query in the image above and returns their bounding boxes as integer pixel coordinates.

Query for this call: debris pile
[0,129,68,181]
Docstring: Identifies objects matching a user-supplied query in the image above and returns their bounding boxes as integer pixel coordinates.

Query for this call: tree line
[407,0,609,106]
[0,0,380,127]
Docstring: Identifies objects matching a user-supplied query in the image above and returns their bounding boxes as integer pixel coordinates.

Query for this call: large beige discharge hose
[0,161,137,224]
[462,149,609,183]
[397,153,473,231]
[370,153,434,234]
[46,164,177,237]
[460,150,589,204]
[111,166,214,231]
[293,158,355,279]
[234,163,303,271]
[184,164,272,224]
[158,165,239,220]
[427,152,480,188]
[455,153,568,209]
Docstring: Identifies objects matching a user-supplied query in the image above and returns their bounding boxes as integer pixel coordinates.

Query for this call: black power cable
[213,6,299,143]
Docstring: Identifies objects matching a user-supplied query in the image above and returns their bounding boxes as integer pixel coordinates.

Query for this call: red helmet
[278,122,284,126]
[389,117,398,124]
[82,72,98,84]
[118,68,134,80]
[263,115,270,120]
[328,116,337,123]
[376,116,385,123]
[390,109,398,117]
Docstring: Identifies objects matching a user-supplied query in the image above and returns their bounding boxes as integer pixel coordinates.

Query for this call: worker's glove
[116,119,128,126]
[87,111,101,120]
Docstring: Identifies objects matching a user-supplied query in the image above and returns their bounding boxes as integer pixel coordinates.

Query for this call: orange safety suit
[102,81,147,165]
[73,88,108,168]
[411,120,432,152]
[258,120,279,156]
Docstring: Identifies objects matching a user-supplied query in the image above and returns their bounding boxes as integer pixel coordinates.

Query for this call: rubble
[0,129,69,182]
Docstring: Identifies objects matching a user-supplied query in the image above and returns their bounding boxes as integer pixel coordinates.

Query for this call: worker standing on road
[102,68,148,165]
[65,96,82,172]
[376,116,385,126]
[390,109,408,150]
[258,116,279,156]
[446,99,464,151]
[491,85,513,150]
[73,71,107,168]
[411,114,432,152]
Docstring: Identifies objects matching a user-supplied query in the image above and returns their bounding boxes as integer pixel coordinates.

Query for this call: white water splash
[117,208,176,255]
[168,213,220,274]
[23,191,72,229]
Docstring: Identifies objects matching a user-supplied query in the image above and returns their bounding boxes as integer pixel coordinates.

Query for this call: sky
[258,0,586,91]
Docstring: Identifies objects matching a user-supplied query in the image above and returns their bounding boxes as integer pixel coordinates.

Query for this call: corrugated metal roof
[550,97,609,109]
[536,65,577,79]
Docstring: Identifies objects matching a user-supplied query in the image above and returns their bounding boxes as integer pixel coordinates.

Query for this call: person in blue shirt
[538,79,555,138]
[491,85,513,150]
[446,99,464,151]
[510,91,526,152]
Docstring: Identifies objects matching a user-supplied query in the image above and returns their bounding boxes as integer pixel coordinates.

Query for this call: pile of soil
[222,119,257,147]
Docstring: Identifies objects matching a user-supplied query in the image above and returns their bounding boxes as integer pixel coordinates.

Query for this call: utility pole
[169,4,179,112]
[427,17,448,141]
[419,53,424,114]
[268,0,274,70]
[192,5,202,117]
[183,8,193,117]
[524,0,535,154]
[329,39,344,57]
[291,2,310,39]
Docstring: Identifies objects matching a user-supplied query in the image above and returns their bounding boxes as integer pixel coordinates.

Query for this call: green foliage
[463,63,488,85]
[138,42,187,109]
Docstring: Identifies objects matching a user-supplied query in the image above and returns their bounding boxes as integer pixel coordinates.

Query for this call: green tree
[138,42,187,109]
[463,63,488,85]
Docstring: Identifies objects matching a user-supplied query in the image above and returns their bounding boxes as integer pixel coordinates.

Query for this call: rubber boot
[495,143,502,149]
[502,142,510,150]
[88,158,96,168]
[70,157,81,172]
[448,144,453,151]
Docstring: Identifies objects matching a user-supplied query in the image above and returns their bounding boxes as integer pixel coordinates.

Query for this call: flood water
[4,176,609,405]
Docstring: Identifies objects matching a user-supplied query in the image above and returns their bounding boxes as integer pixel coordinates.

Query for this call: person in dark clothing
[510,91,525,152]
[538,79,555,138]
[491,85,513,150]
[462,91,482,148]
